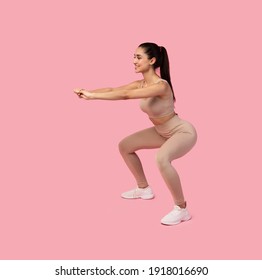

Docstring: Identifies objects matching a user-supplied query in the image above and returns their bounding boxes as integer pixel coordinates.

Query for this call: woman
[74,42,197,225]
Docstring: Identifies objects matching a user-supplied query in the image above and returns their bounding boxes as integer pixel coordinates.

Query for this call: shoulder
[155,79,170,91]
[156,79,168,85]
[156,79,172,92]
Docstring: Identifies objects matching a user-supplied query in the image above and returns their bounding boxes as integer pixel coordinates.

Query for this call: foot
[121,186,154,200]
[161,205,191,225]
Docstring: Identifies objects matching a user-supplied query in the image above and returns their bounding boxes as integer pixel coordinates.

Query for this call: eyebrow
[134,54,142,57]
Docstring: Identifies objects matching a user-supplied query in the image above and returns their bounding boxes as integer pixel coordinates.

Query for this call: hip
[154,114,197,139]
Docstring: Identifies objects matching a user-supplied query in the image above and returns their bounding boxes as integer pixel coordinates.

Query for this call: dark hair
[139,42,175,101]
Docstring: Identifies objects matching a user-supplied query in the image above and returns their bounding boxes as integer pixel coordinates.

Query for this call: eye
[134,55,142,60]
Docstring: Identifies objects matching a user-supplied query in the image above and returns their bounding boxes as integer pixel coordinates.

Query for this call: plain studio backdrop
[0,0,261,259]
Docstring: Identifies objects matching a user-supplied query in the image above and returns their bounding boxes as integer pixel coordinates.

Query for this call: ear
[149,57,156,65]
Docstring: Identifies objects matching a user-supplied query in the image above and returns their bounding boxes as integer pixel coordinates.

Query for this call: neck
[142,69,160,85]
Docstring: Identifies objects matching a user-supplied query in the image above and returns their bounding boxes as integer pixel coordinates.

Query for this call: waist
[149,112,177,125]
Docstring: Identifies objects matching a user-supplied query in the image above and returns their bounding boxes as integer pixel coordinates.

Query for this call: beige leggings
[118,115,197,206]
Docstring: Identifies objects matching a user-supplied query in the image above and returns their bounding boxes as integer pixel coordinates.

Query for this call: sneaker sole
[121,194,155,200]
[141,194,155,199]
[161,215,192,226]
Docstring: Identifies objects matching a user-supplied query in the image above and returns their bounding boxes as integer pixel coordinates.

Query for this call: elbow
[122,90,131,100]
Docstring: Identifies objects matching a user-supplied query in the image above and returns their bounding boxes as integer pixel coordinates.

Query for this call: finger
[74,88,81,93]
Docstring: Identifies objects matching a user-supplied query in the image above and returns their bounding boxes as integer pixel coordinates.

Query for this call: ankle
[177,201,187,209]
[137,184,149,189]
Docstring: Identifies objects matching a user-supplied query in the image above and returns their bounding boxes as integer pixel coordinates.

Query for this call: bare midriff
[149,112,177,125]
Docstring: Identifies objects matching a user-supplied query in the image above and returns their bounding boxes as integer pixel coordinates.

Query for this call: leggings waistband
[154,115,197,139]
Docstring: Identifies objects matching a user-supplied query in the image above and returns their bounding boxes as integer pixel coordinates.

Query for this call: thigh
[158,131,197,161]
[119,127,166,153]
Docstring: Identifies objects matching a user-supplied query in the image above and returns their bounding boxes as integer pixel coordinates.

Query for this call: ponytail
[139,42,175,102]
[159,46,175,101]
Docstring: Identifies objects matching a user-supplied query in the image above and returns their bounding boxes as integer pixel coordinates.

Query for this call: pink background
[1,0,261,259]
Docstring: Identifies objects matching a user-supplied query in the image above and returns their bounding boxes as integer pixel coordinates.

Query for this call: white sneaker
[121,186,154,200]
[161,205,191,225]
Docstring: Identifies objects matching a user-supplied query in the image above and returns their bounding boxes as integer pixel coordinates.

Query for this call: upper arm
[125,81,169,99]
[113,80,142,91]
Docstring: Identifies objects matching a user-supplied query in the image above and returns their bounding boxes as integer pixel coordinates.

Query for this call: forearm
[91,89,128,100]
[89,87,113,93]
[75,87,127,100]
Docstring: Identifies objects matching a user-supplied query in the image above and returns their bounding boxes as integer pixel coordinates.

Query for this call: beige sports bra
[139,79,175,118]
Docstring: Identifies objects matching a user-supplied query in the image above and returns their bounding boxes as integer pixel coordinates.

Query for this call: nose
[133,57,138,64]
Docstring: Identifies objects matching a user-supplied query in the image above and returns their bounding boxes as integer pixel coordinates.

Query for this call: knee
[156,151,170,171]
[118,138,131,154]
[118,139,126,154]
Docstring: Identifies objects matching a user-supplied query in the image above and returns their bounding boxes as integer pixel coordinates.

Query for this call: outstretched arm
[74,80,141,95]
[89,80,141,93]
[74,80,168,100]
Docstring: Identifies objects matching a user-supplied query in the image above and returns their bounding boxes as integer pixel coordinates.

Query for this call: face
[133,47,155,73]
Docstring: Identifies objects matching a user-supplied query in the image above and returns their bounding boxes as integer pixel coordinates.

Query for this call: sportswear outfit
[120,79,197,225]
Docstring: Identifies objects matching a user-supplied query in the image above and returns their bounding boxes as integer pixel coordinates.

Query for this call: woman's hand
[73,88,94,99]
[80,90,93,100]
[74,88,83,98]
